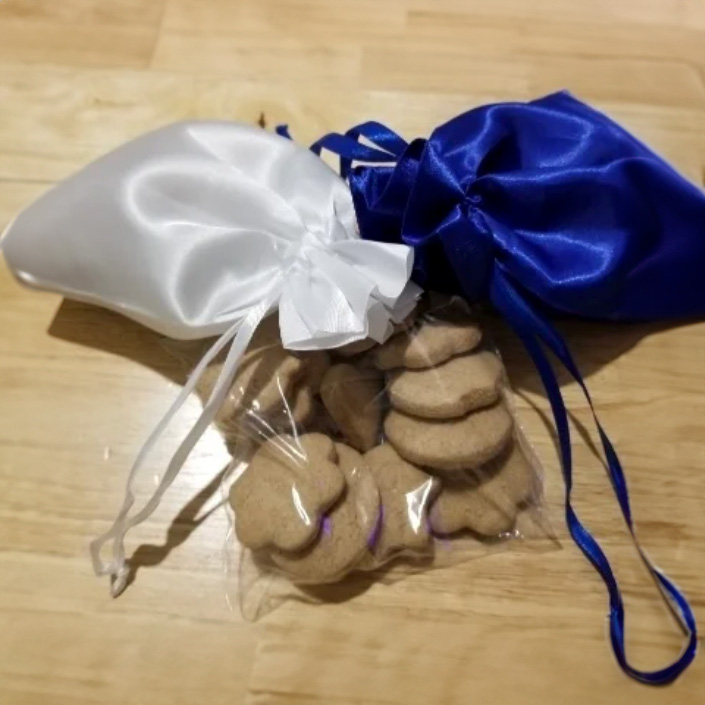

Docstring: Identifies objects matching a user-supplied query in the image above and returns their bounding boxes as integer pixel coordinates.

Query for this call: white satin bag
[1,122,418,594]
[1,121,416,343]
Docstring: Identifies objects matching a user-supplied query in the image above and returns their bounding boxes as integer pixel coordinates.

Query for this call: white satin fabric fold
[1,121,415,345]
[0,122,418,594]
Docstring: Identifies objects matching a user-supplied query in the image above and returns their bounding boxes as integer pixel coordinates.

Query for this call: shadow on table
[48,299,222,592]
[47,298,210,387]
[121,465,229,592]
[482,312,695,396]
[240,552,438,621]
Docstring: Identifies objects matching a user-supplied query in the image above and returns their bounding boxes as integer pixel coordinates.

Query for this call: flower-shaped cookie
[229,433,345,551]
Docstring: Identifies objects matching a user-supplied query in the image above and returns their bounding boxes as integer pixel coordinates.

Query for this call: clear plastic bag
[190,294,553,618]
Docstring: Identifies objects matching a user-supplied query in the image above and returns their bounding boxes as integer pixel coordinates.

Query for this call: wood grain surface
[1,1,704,703]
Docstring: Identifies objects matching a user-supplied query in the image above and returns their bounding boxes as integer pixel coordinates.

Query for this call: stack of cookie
[198,297,538,584]
[371,302,535,538]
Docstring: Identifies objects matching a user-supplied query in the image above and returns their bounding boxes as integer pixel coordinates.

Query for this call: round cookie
[271,443,381,582]
[320,364,384,452]
[363,444,440,559]
[373,315,482,370]
[384,402,513,473]
[429,442,534,536]
[229,433,345,552]
[387,350,503,419]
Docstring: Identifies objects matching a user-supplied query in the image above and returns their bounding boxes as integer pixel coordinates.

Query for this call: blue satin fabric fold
[315,92,705,320]
[307,92,702,684]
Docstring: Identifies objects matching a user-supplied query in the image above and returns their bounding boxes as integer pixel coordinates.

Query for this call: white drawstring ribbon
[89,287,279,595]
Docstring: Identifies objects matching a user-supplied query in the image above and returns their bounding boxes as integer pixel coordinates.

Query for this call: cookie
[333,309,419,359]
[373,313,482,370]
[229,433,345,551]
[247,312,283,349]
[303,350,330,393]
[387,351,503,419]
[196,316,313,440]
[384,402,513,473]
[429,442,534,536]
[234,350,305,414]
[392,309,420,335]
[198,349,305,425]
[320,363,384,452]
[268,383,316,432]
[271,443,381,582]
[334,337,377,358]
[363,444,439,558]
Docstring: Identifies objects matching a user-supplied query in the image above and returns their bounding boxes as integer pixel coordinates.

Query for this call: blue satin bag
[304,91,704,685]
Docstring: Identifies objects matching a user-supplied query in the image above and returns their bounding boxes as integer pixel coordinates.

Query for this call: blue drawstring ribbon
[299,91,703,684]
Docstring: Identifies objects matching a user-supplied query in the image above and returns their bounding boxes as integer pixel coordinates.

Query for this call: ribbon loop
[311,121,409,179]
[490,270,697,684]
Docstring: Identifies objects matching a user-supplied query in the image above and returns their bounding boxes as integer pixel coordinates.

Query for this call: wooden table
[1,1,704,703]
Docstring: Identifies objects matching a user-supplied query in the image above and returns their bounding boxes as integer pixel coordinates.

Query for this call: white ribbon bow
[1,121,418,594]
